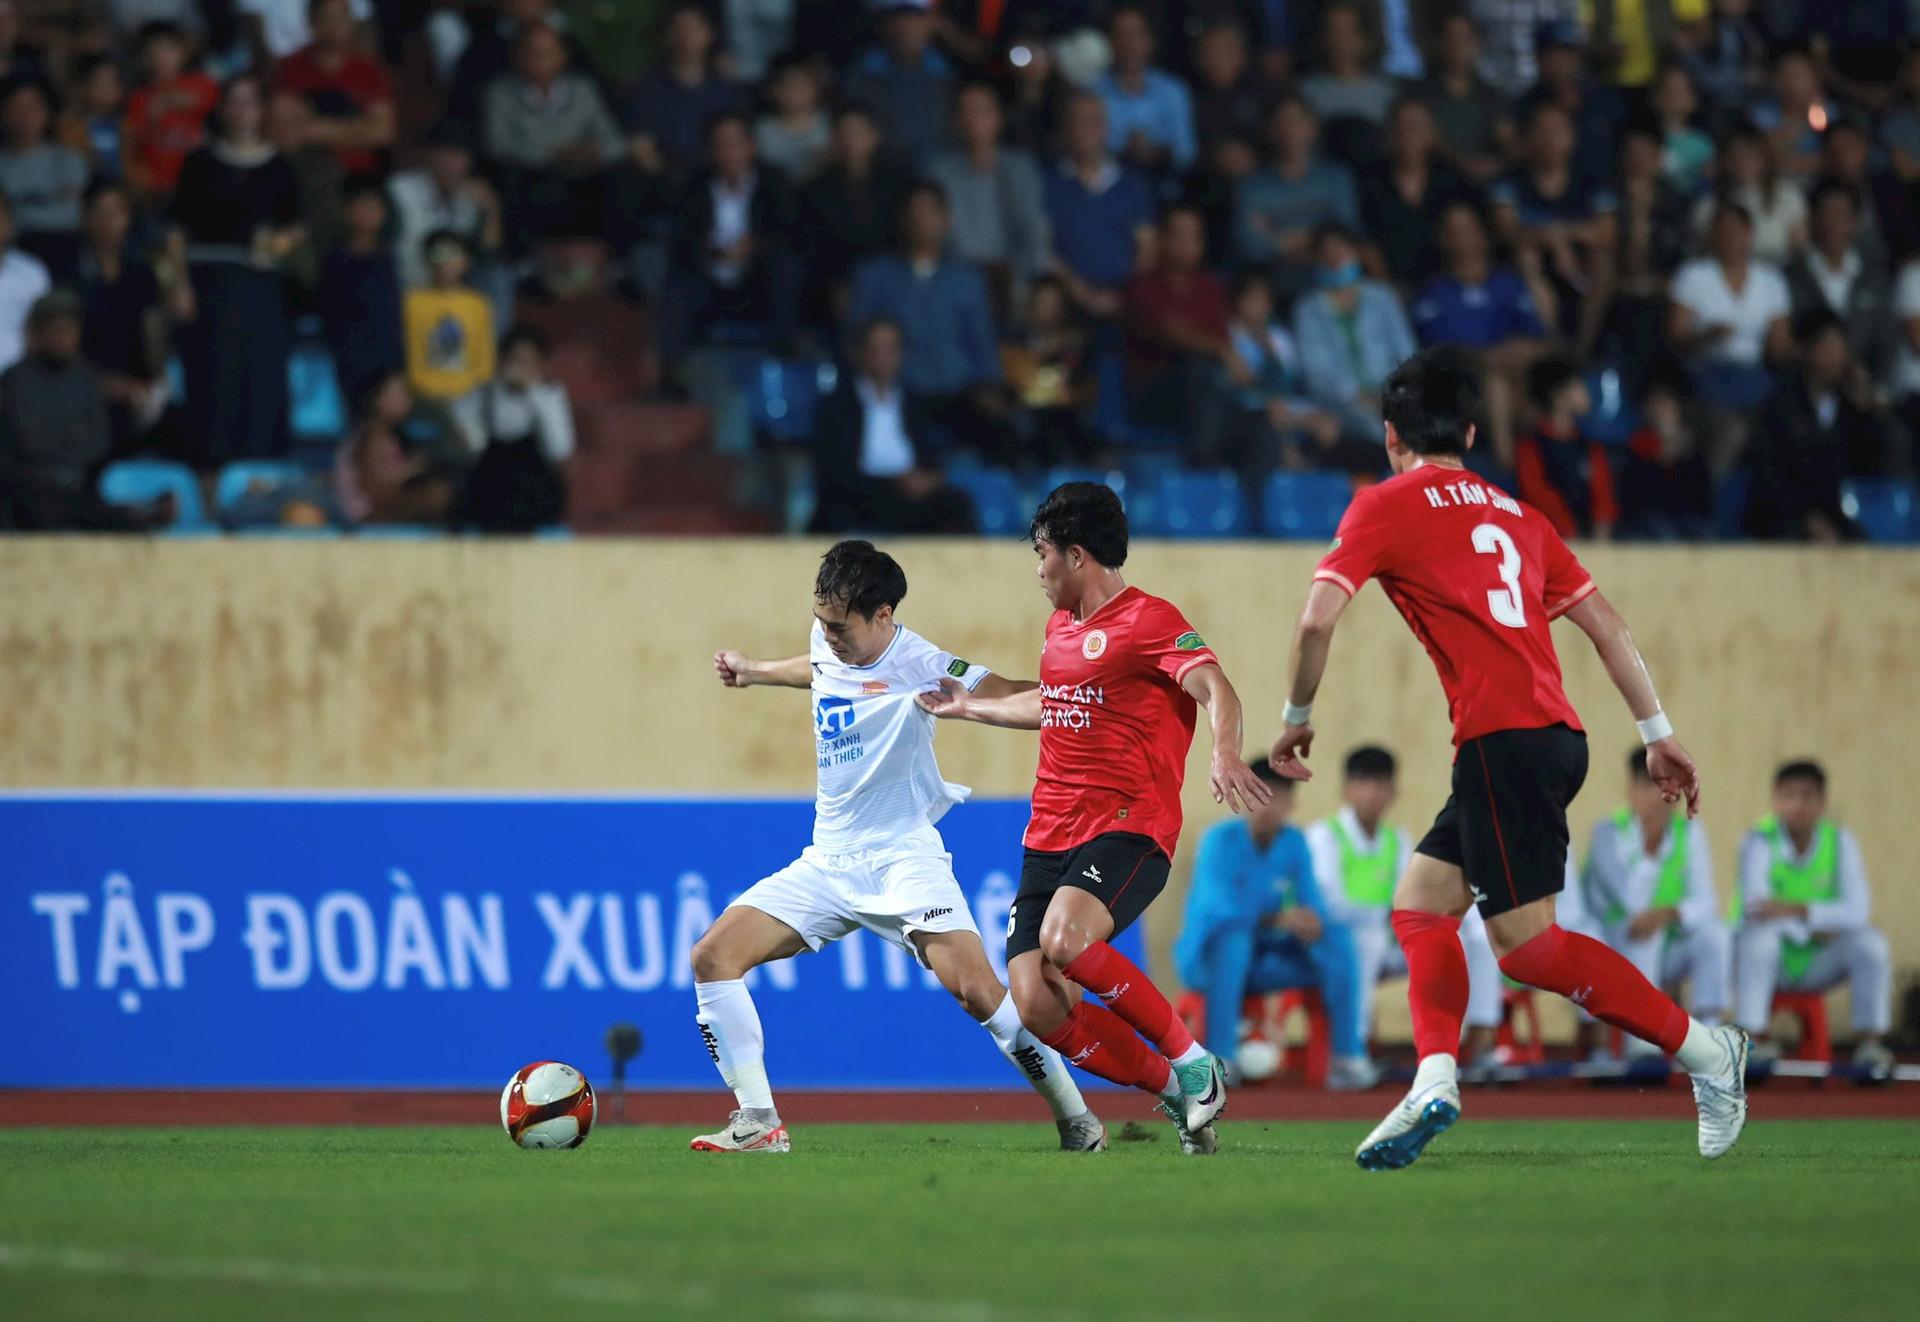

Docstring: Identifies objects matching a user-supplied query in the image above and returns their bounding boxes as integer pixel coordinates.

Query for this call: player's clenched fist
[714,649,751,687]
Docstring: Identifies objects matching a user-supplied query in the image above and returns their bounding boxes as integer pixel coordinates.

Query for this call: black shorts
[1006,832,1170,962]
[1416,724,1589,919]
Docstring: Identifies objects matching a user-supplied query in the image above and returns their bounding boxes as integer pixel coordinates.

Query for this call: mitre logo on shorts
[920,907,953,922]
[1082,629,1108,660]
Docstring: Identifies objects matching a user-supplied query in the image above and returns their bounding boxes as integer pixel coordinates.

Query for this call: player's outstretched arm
[713,650,812,689]
[1182,663,1274,814]
[1268,580,1352,780]
[915,676,1043,729]
[1563,590,1701,817]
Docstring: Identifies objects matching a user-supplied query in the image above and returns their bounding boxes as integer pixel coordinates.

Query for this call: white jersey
[809,621,992,852]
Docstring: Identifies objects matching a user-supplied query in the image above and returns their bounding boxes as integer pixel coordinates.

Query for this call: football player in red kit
[1268,349,1748,1170]
[921,482,1271,1155]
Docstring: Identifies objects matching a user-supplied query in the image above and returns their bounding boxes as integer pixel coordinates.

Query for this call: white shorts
[730,825,981,967]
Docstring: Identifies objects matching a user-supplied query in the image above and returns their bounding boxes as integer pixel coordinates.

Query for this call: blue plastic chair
[1138,469,1250,538]
[215,460,311,518]
[948,466,1028,536]
[288,342,348,440]
[1843,479,1918,543]
[1263,472,1353,540]
[1579,365,1640,446]
[1090,353,1182,451]
[98,459,207,531]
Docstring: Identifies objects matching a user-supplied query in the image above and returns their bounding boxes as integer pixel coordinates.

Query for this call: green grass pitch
[4,1120,1917,1322]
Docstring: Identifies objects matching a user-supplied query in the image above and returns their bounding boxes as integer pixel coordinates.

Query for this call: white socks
[1412,1052,1459,1096]
[695,979,777,1115]
[981,993,1089,1121]
[1170,1041,1207,1068]
[1674,1018,1726,1076]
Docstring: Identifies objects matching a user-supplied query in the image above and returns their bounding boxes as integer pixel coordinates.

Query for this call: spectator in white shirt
[388,121,511,325]
[1586,748,1731,1050]
[0,190,51,371]
[1733,760,1894,1079]
[809,317,975,535]
[1667,201,1790,463]
[453,323,572,533]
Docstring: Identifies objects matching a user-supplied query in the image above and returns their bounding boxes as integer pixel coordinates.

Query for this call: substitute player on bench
[920,482,1271,1155]
[691,540,1104,1154]
[1268,349,1749,1170]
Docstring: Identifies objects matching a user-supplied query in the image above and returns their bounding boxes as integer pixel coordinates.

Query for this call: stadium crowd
[0,0,1918,538]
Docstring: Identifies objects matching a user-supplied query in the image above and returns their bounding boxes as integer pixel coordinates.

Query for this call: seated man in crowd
[1514,355,1617,540]
[1173,763,1368,1091]
[1585,748,1732,1058]
[1745,311,1898,540]
[1492,101,1616,354]
[809,317,976,535]
[841,0,952,169]
[1122,204,1229,468]
[1043,92,1155,320]
[1303,746,1503,1090]
[1784,180,1894,392]
[480,22,623,250]
[1094,2,1196,179]
[1234,92,1360,303]
[657,111,800,371]
[275,0,394,177]
[1292,223,1414,467]
[1669,200,1791,469]
[0,290,164,531]
[623,1,744,184]
[847,180,1006,463]
[927,81,1051,303]
[1734,761,1894,1079]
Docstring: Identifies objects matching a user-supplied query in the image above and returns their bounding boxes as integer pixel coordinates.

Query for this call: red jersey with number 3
[1026,586,1219,857]
[1315,464,1595,746]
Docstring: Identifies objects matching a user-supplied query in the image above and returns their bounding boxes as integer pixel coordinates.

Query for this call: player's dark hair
[815,540,907,619]
[1774,760,1827,792]
[1381,347,1481,456]
[1028,482,1128,568]
[1526,353,1582,412]
[1626,747,1653,781]
[1344,745,1395,780]
[1248,757,1293,788]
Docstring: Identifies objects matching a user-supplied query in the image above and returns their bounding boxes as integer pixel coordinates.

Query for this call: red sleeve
[1133,597,1220,686]
[1588,443,1619,527]
[1514,439,1577,538]
[1539,519,1597,619]
[1312,485,1395,597]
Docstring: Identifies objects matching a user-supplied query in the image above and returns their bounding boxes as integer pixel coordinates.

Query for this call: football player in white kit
[688,541,1104,1154]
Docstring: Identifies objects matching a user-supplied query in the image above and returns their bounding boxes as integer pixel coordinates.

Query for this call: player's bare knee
[1038,921,1092,970]
[1010,970,1066,1036]
[689,932,738,983]
[956,976,1006,1021]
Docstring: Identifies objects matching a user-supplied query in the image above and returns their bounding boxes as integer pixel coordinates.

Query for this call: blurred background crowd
[2,0,1920,540]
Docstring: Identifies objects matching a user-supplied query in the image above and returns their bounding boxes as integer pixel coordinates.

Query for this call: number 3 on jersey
[1471,523,1527,628]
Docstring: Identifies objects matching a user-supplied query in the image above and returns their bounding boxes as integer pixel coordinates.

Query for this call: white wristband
[1283,700,1313,726]
[1637,711,1674,745]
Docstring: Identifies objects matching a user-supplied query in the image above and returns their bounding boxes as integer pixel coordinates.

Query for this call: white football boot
[1354,1074,1461,1172]
[1057,1111,1108,1152]
[1689,1025,1750,1159]
[690,1109,791,1154]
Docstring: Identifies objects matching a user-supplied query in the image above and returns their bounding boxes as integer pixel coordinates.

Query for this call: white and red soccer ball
[500,1061,596,1149]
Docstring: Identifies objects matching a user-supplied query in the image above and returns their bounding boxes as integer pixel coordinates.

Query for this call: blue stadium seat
[1579,365,1640,446]
[1263,472,1353,540]
[288,342,348,440]
[728,353,829,445]
[1040,467,1126,505]
[215,461,312,522]
[1713,469,1750,540]
[1091,352,1181,450]
[1843,479,1918,543]
[1137,470,1249,538]
[948,466,1028,536]
[98,459,208,531]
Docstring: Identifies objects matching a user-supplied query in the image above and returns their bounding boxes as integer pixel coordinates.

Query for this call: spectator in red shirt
[1515,354,1617,541]
[122,20,219,202]
[275,0,394,176]
[1123,203,1229,464]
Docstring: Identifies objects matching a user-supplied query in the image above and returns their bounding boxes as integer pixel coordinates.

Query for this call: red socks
[1499,925,1689,1055]
[1039,1001,1174,1095]
[1062,942,1196,1060]
[1392,909,1471,1059]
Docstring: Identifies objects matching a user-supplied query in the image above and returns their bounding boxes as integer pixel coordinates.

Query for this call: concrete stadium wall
[4,538,1915,1034]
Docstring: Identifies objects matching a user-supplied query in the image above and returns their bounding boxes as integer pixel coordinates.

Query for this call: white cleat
[1174,1052,1229,1133]
[1354,1079,1461,1172]
[1057,1111,1108,1152]
[1690,1025,1749,1159]
[1158,1097,1219,1156]
[689,1109,791,1154]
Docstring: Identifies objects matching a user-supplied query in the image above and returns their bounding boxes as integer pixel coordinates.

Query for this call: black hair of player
[1247,757,1294,789]
[1381,347,1482,455]
[1774,760,1827,792]
[1344,745,1396,780]
[1626,746,1654,780]
[1526,352,1582,412]
[816,540,908,620]
[1028,482,1128,568]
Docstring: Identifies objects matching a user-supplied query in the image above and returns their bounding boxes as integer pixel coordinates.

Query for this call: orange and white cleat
[690,1109,791,1154]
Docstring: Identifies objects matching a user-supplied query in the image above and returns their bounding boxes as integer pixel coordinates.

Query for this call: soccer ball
[500,1061,596,1149]
[1236,1037,1284,1083]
